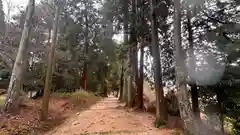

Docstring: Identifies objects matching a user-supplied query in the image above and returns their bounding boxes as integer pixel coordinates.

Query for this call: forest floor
[44,96,178,135]
[0,91,181,135]
[0,91,101,135]
[0,90,225,135]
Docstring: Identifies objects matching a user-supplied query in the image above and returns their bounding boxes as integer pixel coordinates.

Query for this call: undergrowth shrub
[155,119,167,128]
[0,98,4,106]
[172,129,181,135]
[52,90,100,108]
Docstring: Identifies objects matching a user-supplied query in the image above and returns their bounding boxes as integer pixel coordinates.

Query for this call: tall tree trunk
[215,86,225,133]
[4,0,35,111]
[190,84,200,117]
[48,28,51,45]
[121,0,129,103]
[174,0,200,134]
[0,0,5,35]
[187,9,200,119]
[127,55,134,107]
[122,69,128,102]
[21,52,30,91]
[119,63,124,100]
[127,0,137,108]
[133,46,138,107]
[41,3,61,120]
[150,0,168,124]
[135,0,145,109]
[138,39,144,109]
[82,0,89,90]
[101,66,108,97]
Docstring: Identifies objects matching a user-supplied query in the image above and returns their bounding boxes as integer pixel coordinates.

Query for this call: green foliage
[224,117,235,135]
[52,91,98,100]
[0,70,10,79]
[155,119,167,128]
[172,129,181,135]
[51,92,73,98]
[51,91,101,109]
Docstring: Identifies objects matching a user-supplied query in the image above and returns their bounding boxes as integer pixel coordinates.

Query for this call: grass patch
[51,92,73,98]
[224,116,235,135]
[0,97,4,106]
[155,119,167,128]
[172,129,181,135]
[0,95,5,107]
[70,91,101,108]
[52,90,101,108]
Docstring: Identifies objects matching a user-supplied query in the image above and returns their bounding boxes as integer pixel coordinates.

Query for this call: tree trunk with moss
[4,0,35,112]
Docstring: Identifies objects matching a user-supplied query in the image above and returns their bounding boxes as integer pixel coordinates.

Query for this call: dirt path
[45,96,174,135]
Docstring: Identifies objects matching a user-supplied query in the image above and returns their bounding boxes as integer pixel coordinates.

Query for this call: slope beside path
[45,96,174,135]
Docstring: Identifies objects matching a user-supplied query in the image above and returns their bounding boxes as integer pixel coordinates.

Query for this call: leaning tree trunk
[4,0,35,112]
[187,9,200,119]
[41,3,61,120]
[150,0,168,124]
[174,0,200,134]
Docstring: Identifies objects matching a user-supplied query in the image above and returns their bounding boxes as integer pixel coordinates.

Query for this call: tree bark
[121,0,129,103]
[187,9,200,119]
[119,63,124,100]
[138,39,144,109]
[82,0,89,90]
[215,86,225,133]
[48,28,51,45]
[174,0,200,134]
[101,66,108,97]
[127,53,134,107]
[127,0,137,108]
[190,84,200,118]
[122,68,128,102]
[150,0,168,124]
[136,0,145,110]
[0,0,5,35]
[41,4,61,120]
[4,0,35,112]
